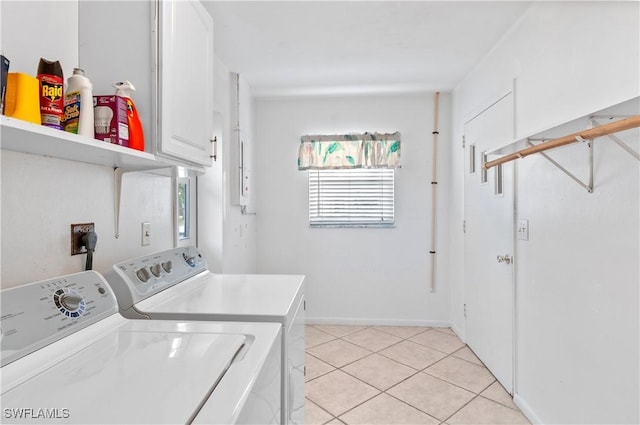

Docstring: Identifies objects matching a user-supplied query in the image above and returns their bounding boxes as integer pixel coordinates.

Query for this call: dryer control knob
[136,268,151,283]
[182,253,196,267]
[162,261,173,273]
[60,293,84,311]
[150,263,162,277]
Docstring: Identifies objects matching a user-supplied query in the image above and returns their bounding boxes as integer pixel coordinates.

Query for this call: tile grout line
[316,327,421,423]
[416,345,524,412]
[416,348,498,396]
[341,327,473,423]
[378,347,493,422]
[477,393,522,412]
[305,396,338,423]
[439,375,501,423]
[304,351,339,384]
[320,326,456,423]
[380,390,443,424]
[305,326,379,423]
[306,325,514,424]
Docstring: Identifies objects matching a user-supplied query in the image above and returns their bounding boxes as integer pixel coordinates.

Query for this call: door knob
[497,254,512,264]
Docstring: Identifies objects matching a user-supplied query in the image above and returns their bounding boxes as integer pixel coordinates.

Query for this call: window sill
[309,223,396,229]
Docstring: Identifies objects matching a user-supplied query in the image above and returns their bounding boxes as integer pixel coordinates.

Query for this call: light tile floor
[305,325,531,425]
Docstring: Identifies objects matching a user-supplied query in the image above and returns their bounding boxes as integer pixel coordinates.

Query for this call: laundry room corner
[253,92,454,327]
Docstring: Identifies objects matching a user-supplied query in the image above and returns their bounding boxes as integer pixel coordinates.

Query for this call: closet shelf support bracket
[526,139,594,193]
[591,118,640,161]
[114,168,127,239]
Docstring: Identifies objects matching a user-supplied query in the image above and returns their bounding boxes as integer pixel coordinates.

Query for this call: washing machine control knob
[183,253,196,267]
[136,268,151,283]
[162,261,173,273]
[150,263,162,277]
[59,293,84,311]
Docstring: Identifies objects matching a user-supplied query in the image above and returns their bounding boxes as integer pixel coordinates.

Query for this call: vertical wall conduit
[429,92,440,293]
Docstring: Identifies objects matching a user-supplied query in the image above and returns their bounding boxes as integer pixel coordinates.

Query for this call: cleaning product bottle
[64,68,94,137]
[36,58,64,129]
[114,81,144,151]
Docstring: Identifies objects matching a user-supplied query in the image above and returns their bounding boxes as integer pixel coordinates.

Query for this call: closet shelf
[484,115,640,170]
[482,98,639,193]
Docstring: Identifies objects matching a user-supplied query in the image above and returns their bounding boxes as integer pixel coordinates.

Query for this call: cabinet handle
[209,137,217,161]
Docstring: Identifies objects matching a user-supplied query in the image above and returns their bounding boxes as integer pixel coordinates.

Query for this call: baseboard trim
[305,317,451,328]
[514,393,543,425]
[450,322,465,342]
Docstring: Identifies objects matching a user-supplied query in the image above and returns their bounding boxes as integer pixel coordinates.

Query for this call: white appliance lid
[137,273,304,319]
[2,325,245,424]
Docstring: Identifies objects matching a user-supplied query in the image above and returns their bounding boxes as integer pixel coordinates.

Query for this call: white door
[463,93,515,393]
[158,0,214,166]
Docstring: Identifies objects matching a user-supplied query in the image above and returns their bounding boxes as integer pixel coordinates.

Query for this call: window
[309,168,394,227]
[177,178,190,240]
[175,167,193,245]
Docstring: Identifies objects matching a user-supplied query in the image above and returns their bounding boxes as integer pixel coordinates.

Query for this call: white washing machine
[1,271,281,424]
[104,246,305,425]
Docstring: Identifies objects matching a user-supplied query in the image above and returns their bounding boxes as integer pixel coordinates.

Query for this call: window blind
[309,168,394,227]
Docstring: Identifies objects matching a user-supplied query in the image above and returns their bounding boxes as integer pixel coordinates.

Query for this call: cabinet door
[158,0,213,166]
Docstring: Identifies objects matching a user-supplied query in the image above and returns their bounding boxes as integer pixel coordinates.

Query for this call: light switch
[517,219,529,241]
[141,222,151,246]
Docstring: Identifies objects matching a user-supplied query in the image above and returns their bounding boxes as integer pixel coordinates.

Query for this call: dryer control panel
[104,246,207,310]
[0,271,118,367]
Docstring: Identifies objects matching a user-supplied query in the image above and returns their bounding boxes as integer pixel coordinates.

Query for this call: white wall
[197,56,227,273]
[198,57,257,273]
[254,93,451,325]
[1,1,78,80]
[0,1,176,288]
[451,2,639,423]
[1,151,174,288]
[223,73,257,272]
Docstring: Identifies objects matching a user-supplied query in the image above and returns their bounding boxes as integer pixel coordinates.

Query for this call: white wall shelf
[0,115,170,172]
[0,116,207,239]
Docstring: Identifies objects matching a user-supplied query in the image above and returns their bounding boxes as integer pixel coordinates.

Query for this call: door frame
[462,88,518,394]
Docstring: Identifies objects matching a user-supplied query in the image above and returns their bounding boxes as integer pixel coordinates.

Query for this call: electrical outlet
[141,222,151,246]
[517,219,529,241]
[71,223,95,255]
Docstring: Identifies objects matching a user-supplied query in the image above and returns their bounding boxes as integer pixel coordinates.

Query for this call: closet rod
[484,115,640,170]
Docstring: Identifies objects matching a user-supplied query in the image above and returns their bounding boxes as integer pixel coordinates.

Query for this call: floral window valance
[297,132,401,170]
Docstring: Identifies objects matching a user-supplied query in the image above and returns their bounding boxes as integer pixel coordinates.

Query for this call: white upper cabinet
[157,0,214,166]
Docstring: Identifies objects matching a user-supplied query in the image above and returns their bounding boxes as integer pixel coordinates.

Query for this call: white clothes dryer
[1,271,281,425]
[104,246,305,425]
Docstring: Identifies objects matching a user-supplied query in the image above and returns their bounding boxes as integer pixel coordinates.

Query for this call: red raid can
[36,58,64,129]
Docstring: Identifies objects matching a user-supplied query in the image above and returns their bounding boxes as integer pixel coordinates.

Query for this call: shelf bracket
[114,168,127,239]
[526,138,594,193]
[591,118,640,161]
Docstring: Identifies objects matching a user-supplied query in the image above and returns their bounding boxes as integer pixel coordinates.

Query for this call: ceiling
[205,1,532,97]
